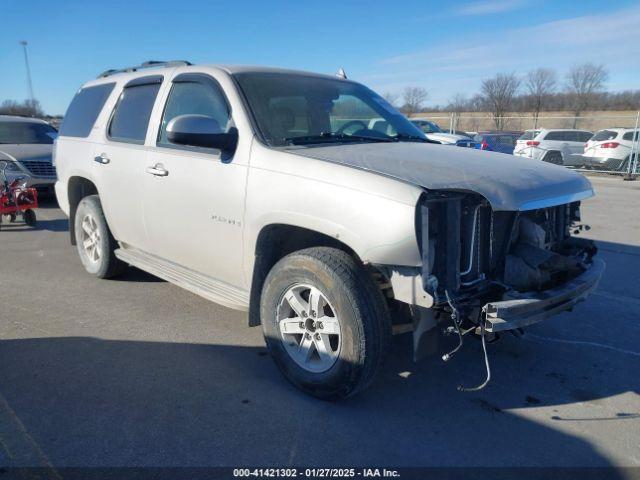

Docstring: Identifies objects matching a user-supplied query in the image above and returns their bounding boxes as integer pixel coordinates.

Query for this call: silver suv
[0,115,58,194]
[54,61,604,399]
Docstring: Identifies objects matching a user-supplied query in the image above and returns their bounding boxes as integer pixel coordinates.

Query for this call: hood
[425,132,469,144]
[293,142,593,211]
[0,144,53,163]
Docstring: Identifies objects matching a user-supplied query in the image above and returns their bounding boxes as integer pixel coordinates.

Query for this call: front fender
[244,145,424,285]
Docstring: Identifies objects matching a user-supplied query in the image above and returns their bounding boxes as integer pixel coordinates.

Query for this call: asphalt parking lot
[0,175,639,474]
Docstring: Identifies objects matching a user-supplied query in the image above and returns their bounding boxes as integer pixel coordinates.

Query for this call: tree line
[0,99,45,117]
[383,63,640,130]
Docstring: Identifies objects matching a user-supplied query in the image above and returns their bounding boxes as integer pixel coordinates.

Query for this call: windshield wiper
[283,132,394,146]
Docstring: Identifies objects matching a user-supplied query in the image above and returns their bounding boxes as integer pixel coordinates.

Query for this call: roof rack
[97,60,192,78]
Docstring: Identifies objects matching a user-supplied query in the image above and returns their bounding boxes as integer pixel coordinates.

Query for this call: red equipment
[0,176,38,229]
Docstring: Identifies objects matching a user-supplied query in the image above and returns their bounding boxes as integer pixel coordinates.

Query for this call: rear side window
[59,83,115,138]
[543,131,566,141]
[623,131,639,142]
[544,130,578,142]
[109,81,162,144]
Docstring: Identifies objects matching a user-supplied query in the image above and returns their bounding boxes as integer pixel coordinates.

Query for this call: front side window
[234,72,425,146]
[0,122,58,144]
[158,80,230,146]
[109,82,161,144]
[59,83,115,138]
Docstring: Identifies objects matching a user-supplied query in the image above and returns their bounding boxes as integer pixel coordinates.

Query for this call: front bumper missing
[483,258,605,332]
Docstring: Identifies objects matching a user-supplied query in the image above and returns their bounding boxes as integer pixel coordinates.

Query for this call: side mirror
[166,114,238,152]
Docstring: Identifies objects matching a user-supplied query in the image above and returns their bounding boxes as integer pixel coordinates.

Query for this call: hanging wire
[442,290,463,362]
[458,314,492,392]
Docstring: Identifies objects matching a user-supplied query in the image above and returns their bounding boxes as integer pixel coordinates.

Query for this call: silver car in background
[0,115,58,194]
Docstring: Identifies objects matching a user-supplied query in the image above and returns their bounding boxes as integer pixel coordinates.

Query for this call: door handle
[94,153,110,164]
[145,164,169,177]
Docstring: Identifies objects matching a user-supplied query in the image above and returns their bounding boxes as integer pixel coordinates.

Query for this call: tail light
[526,140,540,146]
[601,142,619,149]
[481,140,488,150]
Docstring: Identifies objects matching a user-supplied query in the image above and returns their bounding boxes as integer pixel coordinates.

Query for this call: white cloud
[359,5,640,105]
[457,0,530,16]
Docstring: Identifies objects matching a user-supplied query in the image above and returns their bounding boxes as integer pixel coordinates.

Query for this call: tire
[544,151,563,165]
[23,209,36,227]
[260,247,391,400]
[74,195,127,279]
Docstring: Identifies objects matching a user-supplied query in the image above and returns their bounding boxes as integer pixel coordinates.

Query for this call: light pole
[19,40,35,108]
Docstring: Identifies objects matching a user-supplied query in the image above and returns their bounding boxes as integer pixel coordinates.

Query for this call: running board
[114,247,250,311]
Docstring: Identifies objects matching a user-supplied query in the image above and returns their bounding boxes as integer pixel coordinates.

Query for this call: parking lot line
[0,392,61,479]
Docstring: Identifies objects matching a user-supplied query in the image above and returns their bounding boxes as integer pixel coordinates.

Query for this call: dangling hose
[442,290,492,391]
[458,315,492,392]
[442,290,463,362]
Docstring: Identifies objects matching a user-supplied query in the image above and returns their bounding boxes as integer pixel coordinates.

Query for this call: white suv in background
[514,129,593,165]
[583,128,640,171]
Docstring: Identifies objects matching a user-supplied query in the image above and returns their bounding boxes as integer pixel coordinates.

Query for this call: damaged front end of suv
[382,189,604,390]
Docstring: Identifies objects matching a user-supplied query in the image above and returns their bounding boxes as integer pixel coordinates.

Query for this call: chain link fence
[411,112,640,176]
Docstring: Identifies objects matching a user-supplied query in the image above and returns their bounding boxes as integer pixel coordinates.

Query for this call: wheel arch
[247,223,362,327]
[67,176,99,245]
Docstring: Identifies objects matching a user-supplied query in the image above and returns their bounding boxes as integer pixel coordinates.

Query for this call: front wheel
[74,195,127,279]
[260,247,391,400]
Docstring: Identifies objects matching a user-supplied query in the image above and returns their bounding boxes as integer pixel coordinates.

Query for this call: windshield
[234,72,426,146]
[592,130,618,142]
[411,120,442,134]
[0,121,58,144]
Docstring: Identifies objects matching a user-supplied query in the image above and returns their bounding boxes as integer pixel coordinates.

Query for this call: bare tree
[382,91,400,108]
[447,93,468,132]
[566,63,608,127]
[0,99,44,117]
[481,73,520,130]
[402,86,428,116]
[525,68,556,128]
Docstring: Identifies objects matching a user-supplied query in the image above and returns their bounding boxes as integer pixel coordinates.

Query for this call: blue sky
[1,0,639,115]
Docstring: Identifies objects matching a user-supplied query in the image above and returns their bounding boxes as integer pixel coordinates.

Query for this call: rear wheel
[544,151,563,165]
[260,247,391,400]
[74,195,127,279]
